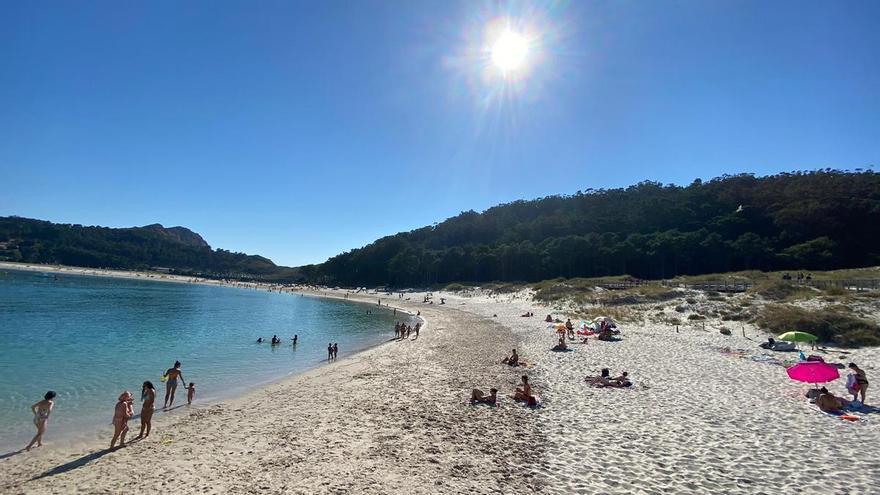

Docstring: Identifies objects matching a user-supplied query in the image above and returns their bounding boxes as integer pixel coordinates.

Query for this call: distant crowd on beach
[394,321,420,340]
[26,360,195,452]
[471,312,635,410]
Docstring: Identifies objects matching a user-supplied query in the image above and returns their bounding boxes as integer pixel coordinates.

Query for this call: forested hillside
[0,217,297,280]
[303,171,880,286]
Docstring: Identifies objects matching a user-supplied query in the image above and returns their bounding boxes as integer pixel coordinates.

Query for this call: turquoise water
[0,269,410,451]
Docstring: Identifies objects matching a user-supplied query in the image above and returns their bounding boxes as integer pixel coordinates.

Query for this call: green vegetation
[311,171,880,286]
[759,304,880,347]
[0,217,300,281]
[751,280,817,301]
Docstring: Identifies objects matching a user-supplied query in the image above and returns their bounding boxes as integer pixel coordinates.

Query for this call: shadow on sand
[0,449,24,460]
[30,448,115,481]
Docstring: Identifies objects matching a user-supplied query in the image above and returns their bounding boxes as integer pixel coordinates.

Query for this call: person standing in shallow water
[162,361,185,409]
[328,343,333,361]
[332,343,338,360]
[26,391,56,450]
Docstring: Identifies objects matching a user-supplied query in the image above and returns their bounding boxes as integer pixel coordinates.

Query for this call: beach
[1,272,879,493]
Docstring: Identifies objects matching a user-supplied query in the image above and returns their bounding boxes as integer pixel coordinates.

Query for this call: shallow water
[0,269,410,451]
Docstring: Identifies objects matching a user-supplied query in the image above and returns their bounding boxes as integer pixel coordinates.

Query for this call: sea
[0,268,411,452]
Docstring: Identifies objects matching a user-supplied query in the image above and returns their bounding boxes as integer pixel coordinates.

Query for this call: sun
[491,30,528,72]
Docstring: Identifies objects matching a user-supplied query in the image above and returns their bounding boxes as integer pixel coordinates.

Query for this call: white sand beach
[1,279,879,494]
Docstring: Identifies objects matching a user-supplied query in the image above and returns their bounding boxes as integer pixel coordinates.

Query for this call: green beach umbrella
[778,331,818,343]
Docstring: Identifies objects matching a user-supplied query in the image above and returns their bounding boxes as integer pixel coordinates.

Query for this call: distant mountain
[140,224,210,249]
[303,170,880,286]
[0,217,299,281]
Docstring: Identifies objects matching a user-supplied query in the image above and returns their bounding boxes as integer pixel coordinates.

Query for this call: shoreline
[2,262,879,493]
[0,262,423,455]
[1,287,545,494]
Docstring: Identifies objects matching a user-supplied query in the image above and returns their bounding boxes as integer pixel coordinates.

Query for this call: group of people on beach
[394,321,420,339]
[25,361,195,451]
[472,374,538,408]
[327,343,339,361]
[471,311,637,409]
[807,362,870,413]
[585,368,632,388]
[470,349,539,407]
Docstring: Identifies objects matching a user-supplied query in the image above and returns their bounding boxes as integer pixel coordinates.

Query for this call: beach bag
[846,374,859,393]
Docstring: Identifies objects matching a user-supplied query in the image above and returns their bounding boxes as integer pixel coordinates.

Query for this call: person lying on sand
[471,388,498,406]
[501,349,519,366]
[585,368,612,386]
[551,337,567,351]
[611,372,632,388]
[585,369,633,388]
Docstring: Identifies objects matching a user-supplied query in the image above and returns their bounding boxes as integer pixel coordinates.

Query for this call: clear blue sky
[2,1,878,266]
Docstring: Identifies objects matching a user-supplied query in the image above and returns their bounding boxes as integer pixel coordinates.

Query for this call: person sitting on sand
[501,349,519,366]
[471,388,498,406]
[111,391,134,448]
[551,337,568,351]
[513,375,537,406]
[545,314,553,323]
[816,387,845,413]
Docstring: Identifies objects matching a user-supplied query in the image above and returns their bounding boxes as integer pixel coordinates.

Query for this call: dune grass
[759,304,880,347]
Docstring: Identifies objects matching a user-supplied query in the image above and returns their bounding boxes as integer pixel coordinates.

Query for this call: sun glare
[491,30,528,72]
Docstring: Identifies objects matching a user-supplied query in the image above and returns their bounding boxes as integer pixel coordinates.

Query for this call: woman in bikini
[136,381,156,439]
[25,391,56,450]
[163,361,185,409]
[849,363,869,404]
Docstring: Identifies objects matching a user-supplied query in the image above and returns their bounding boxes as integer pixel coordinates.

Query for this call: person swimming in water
[162,361,185,409]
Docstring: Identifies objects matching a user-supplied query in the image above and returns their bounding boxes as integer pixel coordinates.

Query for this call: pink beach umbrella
[786,362,840,385]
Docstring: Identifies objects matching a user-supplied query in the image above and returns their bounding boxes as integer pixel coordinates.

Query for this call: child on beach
[111,391,134,448]
[25,391,56,451]
[185,382,196,405]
